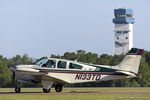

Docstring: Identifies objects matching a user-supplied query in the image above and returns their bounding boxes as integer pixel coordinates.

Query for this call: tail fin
[118,48,144,73]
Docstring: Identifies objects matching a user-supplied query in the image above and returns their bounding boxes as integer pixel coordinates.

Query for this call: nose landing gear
[15,82,21,93]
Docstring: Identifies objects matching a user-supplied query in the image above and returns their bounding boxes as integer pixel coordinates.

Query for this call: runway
[0,88,149,100]
[0,91,150,95]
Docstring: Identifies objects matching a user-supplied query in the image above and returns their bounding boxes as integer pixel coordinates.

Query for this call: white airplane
[10,48,143,93]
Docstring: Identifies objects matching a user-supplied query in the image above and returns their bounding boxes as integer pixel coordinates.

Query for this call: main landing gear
[42,84,63,93]
[43,88,51,93]
[41,80,64,93]
[55,85,63,92]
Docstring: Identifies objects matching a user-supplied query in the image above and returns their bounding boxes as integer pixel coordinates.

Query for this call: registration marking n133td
[75,73,101,80]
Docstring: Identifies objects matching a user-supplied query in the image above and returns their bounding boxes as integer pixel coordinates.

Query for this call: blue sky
[0,0,149,58]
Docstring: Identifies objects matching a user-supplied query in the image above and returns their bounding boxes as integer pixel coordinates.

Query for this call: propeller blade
[12,72,15,86]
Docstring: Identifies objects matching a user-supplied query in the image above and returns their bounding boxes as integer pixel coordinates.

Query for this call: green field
[0,88,149,100]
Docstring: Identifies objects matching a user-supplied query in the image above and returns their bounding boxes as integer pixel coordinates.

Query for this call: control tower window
[57,61,66,69]
[116,15,121,18]
[123,31,128,34]
[126,14,128,18]
[116,14,126,18]
[122,15,125,17]
[117,31,122,33]
[126,14,132,18]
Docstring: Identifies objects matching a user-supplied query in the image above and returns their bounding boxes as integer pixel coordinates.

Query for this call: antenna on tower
[75,59,77,62]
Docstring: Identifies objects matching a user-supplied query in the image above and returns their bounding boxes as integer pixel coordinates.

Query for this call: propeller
[10,65,16,87]
[12,71,15,86]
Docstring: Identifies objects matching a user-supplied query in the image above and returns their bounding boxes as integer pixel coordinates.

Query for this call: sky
[0,0,150,58]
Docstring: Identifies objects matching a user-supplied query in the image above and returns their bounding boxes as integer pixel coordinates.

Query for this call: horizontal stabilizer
[114,71,140,76]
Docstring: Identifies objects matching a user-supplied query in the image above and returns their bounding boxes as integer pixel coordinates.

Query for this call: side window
[57,61,66,69]
[69,63,83,69]
[42,60,56,68]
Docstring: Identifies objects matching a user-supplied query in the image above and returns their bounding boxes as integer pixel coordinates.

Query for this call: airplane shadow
[1,91,149,95]
[0,91,100,95]
[0,92,44,95]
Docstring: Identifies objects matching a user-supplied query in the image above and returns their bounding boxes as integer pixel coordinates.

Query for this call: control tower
[113,8,134,55]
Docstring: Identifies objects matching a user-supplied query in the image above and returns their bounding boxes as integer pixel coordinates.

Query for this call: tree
[0,50,150,87]
[0,56,11,87]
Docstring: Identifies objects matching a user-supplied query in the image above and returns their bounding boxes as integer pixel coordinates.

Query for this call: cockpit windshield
[35,59,47,66]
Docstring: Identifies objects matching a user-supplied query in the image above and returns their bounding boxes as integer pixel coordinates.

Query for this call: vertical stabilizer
[118,48,144,73]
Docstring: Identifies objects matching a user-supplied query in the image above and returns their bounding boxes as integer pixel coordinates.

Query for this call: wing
[14,67,68,84]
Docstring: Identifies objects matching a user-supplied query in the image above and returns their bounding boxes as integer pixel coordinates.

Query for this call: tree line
[0,50,150,87]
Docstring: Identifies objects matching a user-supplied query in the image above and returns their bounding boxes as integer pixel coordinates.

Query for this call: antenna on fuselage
[75,59,78,62]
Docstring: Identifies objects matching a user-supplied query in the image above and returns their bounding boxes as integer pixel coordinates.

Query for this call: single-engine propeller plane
[10,48,143,93]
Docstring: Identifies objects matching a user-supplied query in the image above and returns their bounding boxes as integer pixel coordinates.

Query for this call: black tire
[43,88,51,93]
[55,85,63,92]
[15,87,21,93]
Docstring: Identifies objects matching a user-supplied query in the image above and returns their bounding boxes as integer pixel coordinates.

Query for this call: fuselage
[11,58,137,85]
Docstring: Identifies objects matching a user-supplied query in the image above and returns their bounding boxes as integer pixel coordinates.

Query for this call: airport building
[113,8,134,55]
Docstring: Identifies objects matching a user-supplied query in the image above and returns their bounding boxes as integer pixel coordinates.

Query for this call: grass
[0,88,149,100]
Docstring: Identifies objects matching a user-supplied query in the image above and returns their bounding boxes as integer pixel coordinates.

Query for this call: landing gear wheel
[55,85,63,92]
[43,88,51,93]
[15,82,21,93]
[15,87,21,93]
